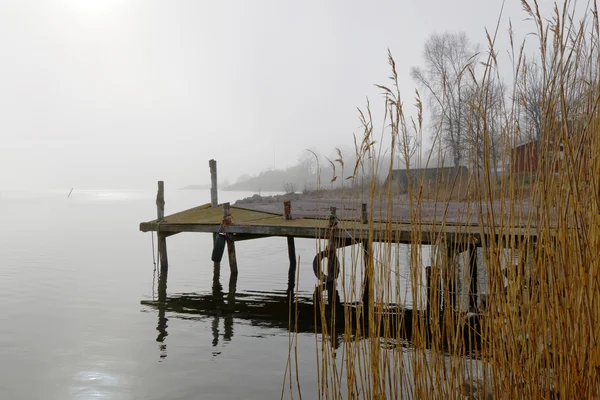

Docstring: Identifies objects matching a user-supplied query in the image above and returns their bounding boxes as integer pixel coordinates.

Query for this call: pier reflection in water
[140,260,477,364]
[144,260,326,361]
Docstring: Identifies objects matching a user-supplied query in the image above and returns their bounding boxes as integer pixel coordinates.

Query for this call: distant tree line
[409,28,592,175]
[225,147,389,193]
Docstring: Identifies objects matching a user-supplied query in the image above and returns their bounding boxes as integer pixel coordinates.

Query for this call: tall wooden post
[157,235,168,302]
[212,261,223,297]
[156,181,165,221]
[426,265,442,321]
[360,203,372,314]
[444,243,458,313]
[361,203,368,224]
[223,202,238,275]
[156,181,168,302]
[209,159,218,207]
[426,266,432,318]
[284,201,297,298]
[326,207,339,307]
[468,243,479,312]
[362,240,373,311]
[209,160,218,242]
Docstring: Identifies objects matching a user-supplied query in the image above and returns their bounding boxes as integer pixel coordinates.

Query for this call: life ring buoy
[313,250,340,282]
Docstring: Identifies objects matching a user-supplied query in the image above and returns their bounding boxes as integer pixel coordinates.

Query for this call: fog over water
[0,0,557,191]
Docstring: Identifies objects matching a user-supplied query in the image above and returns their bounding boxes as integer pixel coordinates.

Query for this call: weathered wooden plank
[140,220,536,246]
[230,233,272,242]
[149,204,279,225]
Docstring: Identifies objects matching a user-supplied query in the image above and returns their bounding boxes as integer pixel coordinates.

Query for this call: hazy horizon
[1,1,565,191]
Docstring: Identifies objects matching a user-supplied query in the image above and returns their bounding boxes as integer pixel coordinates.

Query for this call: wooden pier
[139,160,539,312]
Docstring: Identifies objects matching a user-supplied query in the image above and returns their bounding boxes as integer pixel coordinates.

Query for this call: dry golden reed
[285,1,600,398]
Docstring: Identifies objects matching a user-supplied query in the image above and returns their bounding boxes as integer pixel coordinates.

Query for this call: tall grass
[293,1,600,398]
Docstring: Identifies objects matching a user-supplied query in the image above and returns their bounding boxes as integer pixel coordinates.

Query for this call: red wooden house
[511,140,539,173]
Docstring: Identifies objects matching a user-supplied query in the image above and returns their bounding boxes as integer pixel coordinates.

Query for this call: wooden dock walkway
[139,160,542,315]
[139,200,535,245]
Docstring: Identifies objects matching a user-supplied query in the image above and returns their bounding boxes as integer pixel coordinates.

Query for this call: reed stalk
[288,1,600,398]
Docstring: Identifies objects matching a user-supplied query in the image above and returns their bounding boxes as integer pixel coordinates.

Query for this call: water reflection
[156,308,167,360]
[142,261,347,361]
[142,262,483,362]
[210,262,235,352]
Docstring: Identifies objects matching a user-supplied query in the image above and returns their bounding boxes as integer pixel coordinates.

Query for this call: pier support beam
[156,181,169,302]
[426,266,440,319]
[226,239,238,275]
[223,203,238,276]
[441,243,460,353]
[360,203,372,312]
[361,203,368,224]
[361,239,373,312]
[158,234,168,302]
[284,201,297,298]
[467,243,479,312]
[326,207,339,307]
[444,243,459,314]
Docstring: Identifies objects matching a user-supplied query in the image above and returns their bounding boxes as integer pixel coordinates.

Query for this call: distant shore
[180,184,212,190]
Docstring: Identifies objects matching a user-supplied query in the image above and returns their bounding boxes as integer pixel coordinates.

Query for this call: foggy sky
[1,1,554,190]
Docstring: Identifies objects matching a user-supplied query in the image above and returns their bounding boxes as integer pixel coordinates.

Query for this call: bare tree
[411,32,479,168]
[517,52,591,144]
[283,182,298,194]
[517,60,544,142]
[466,76,508,173]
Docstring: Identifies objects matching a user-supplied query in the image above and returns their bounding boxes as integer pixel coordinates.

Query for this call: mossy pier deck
[138,200,534,245]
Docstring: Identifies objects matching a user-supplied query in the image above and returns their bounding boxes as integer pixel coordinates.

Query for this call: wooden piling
[284,200,292,220]
[227,239,238,275]
[327,207,338,307]
[284,201,297,297]
[223,202,238,275]
[158,233,168,302]
[361,203,368,224]
[444,243,458,313]
[287,237,296,269]
[426,266,432,317]
[156,181,168,301]
[328,207,338,253]
[467,243,479,312]
[426,265,442,320]
[212,261,223,297]
[361,240,373,311]
[209,160,218,242]
[156,181,165,221]
[209,160,218,208]
[329,206,337,219]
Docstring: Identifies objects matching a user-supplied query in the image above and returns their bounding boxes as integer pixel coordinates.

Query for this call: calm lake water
[1,188,491,399]
[0,189,348,399]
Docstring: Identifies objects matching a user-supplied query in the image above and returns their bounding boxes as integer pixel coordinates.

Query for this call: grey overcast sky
[0,0,558,190]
